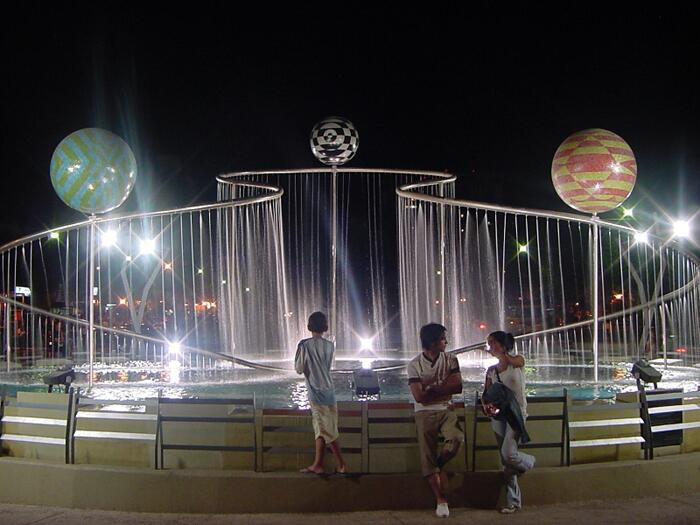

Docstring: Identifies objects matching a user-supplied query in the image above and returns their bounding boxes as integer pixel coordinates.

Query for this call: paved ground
[2,493,699,525]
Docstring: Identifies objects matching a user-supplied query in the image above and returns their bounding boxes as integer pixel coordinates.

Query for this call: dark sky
[2,4,699,246]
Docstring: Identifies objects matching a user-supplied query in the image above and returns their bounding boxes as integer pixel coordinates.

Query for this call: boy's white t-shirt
[406,352,461,412]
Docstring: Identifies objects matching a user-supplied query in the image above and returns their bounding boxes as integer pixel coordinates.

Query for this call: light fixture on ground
[632,359,662,388]
[353,367,380,396]
[42,365,75,393]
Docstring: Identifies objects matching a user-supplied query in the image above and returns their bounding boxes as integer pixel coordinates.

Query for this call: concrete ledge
[0,453,699,513]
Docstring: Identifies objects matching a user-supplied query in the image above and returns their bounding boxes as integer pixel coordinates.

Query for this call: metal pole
[5,296,10,373]
[88,216,96,388]
[592,218,599,383]
[660,247,667,369]
[331,166,338,342]
[439,186,446,324]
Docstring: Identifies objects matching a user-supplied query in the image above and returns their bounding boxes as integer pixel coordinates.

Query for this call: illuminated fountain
[0,123,698,404]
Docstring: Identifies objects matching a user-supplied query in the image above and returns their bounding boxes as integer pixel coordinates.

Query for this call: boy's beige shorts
[310,402,340,444]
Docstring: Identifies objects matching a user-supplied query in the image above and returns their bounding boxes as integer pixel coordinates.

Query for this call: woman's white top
[487,363,527,417]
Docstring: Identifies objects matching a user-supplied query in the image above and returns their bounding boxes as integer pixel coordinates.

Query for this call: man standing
[407,323,464,518]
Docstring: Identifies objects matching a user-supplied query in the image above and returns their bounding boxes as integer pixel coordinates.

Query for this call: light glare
[673,220,690,238]
[140,239,156,255]
[634,231,649,244]
[101,230,118,248]
[169,342,182,356]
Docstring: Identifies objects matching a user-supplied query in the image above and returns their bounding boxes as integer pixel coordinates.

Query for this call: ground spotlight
[353,368,380,396]
[43,365,75,393]
[632,359,662,387]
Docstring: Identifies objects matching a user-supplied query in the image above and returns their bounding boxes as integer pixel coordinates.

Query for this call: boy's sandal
[299,467,324,475]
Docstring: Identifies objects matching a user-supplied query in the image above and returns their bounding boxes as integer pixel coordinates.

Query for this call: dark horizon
[2,5,698,248]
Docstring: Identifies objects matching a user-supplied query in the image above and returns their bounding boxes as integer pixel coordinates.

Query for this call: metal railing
[0,169,697,384]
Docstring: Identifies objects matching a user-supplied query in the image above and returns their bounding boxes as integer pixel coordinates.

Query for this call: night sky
[2,5,698,247]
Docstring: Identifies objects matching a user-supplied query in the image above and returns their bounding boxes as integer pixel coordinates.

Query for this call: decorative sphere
[50,128,137,215]
[551,128,637,214]
[310,117,359,166]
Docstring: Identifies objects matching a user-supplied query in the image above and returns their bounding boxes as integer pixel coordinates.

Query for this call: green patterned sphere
[50,128,137,214]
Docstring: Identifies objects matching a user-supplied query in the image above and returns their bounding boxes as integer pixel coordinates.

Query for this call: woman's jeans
[491,418,536,508]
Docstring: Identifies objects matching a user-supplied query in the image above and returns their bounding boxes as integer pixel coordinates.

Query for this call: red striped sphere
[551,129,637,214]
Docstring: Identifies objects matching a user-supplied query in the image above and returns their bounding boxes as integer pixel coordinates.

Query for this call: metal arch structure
[0,169,698,383]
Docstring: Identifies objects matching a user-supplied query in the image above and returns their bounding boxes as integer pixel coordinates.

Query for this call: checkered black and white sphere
[310,117,359,166]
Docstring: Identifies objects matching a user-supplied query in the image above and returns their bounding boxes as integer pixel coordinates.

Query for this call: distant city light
[163,262,172,270]
[613,293,624,301]
[197,268,204,274]
[479,322,487,330]
[518,244,528,254]
[676,347,687,354]
[118,297,128,306]
[673,220,690,238]
[634,231,649,244]
[101,229,118,248]
[622,207,634,218]
[139,239,156,255]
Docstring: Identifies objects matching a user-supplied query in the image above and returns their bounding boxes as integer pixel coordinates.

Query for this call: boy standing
[295,311,347,475]
[407,323,464,518]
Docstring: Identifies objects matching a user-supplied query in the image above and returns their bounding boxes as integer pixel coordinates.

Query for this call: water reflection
[1,361,698,408]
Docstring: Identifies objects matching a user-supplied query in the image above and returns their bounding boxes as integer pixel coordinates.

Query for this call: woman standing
[482,331,535,514]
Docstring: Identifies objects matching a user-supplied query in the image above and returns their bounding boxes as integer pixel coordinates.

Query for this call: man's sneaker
[436,502,450,518]
[500,504,520,514]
